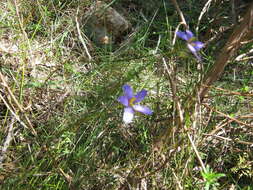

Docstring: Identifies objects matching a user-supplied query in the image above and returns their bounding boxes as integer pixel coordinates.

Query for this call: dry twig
[0,72,37,135]
[162,58,207,173]
[203,103,252,128]
[76,7,92,61]
[196,0,213,33]
[0,117,16,169]
[204,134,253,146]
[199,2,253,100]
[201,84,253,97]
[170,0,188,29]
[235,48,253,61]
[0,92,28,129]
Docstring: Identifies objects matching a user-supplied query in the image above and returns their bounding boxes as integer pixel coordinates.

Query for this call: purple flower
[118,84,153,124]
[176,30,204,61]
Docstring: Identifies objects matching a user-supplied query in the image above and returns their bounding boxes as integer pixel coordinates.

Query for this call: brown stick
[170,0,188,29]
[199,2,253,100]
[162,58,207,173]
[0,72,37,135]
[203,104,253,128]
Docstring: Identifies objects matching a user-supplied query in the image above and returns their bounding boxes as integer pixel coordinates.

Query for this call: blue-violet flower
[176,30,204,61]
[118,84,153,124]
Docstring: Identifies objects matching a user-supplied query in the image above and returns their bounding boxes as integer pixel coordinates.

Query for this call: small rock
[84,1,131,46]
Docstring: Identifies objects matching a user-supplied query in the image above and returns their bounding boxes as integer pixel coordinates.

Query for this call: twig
[199,2,253,100]
[235,48,253,61]
[204,25,232,47]
[76,7,92,61]
[196,0,213,33]
[0,92,28,130]
[170,0,188,29]
[0,72,24,112]
[162,58,184,127]
[59,168,73,187]
[201,84,253,97]
[238,114,253,119]
[209,118,232,136]
[204,134,253,146]
[203,103,253,128]
[172,169,183,190]
[235,56,253,61]
[207,112,253,136]
[0,72,37,135]
[162,58,207,173]
[186,132,207,173]
[0,117,16,169]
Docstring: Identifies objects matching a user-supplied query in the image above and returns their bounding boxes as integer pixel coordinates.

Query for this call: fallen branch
[199,2,253,100]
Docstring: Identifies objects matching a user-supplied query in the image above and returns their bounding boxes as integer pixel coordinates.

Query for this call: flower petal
[187,43,197,53]
[133,105,153,115]
[186,30,194,39]
[134,90,147,103]
[118,95,129,107]
[192,41,204,51]
[123,84,133,99]
[123,107,135,124]
[187,43,202,61]
[176,31,188,41]
[187,43,201,61]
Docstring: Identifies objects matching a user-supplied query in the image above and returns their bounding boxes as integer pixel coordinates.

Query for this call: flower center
[129,97,136,106]
[188,37,196,43]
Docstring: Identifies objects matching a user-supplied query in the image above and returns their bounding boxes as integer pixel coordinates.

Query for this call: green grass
[0,0,253,189]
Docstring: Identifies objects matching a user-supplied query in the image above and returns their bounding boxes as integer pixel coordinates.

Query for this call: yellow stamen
[188,37,196,43]
[129,97,136,106]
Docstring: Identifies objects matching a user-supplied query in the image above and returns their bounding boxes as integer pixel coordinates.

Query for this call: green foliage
[201,165,225,190]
